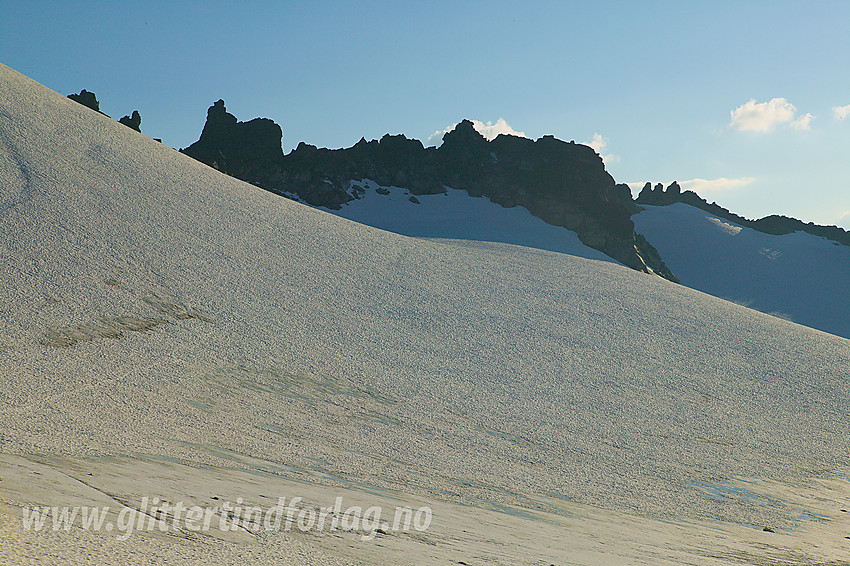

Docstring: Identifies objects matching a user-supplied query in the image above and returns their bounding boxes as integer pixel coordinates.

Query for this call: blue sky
[2,1,849,227]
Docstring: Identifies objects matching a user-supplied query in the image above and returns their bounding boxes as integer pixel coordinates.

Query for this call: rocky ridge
[181,101,677,280]
[636,182,850,246]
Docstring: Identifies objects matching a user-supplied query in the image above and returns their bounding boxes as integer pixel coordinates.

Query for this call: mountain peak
[182,99,283,173]
[440,118,487,151]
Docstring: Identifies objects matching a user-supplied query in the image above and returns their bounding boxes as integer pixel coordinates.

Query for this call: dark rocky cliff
[181,102,677,280]
[183,100,283,175]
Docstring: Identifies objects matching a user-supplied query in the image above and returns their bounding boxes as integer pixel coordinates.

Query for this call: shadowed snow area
[634,203,850,339]
[2,63,850,564]
[320,181,615,263]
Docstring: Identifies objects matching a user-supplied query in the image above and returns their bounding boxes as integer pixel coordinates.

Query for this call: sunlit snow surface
[3,63,850,564]
[634,203,850,339]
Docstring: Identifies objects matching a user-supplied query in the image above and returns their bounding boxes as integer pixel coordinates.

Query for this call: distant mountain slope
[633,202,850,339]
[637,181,850,246]
[325,181,850,340]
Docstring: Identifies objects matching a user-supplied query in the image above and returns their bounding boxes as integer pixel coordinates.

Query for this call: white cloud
[473,118,526,141]
[729,98,812,132]
[583,133,619,164]
[584,133,606,153]
[426,127,453,146]
[680,177,756,193]
[833,105,850,120]
[427,118,526,146]
[791,113,814,130]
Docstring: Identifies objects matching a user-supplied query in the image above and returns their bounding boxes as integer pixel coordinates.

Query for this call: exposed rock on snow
[118,110,141,132]
[67,89,103,114]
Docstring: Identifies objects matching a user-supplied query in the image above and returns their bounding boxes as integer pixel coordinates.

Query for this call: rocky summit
[181,99,284,177]
[181,104,677,280]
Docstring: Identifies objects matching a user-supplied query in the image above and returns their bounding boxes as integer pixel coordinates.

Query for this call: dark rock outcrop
[67,90,104,114]
[68,91,147,135]
[118,110,142,132]
[182,105,677,280]
[181,100,284,188]
[636,182,850,246]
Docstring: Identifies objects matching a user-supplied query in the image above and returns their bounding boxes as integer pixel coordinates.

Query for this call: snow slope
[2,63,850,564]
[319,181,614,262]
[634,203,850,339]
